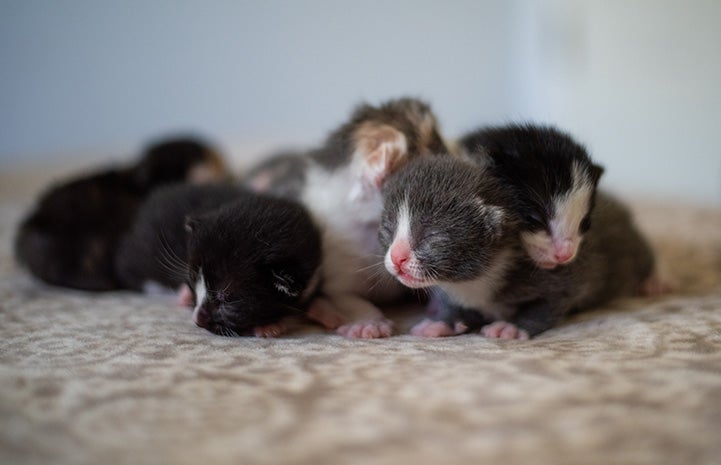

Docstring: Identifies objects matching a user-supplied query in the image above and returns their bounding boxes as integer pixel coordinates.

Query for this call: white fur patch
[383,200,407,276]
[474,199,505,238]
[383,200,435,289]
[523,160,594,266]
[302,162,404,304]
[550,160,594,242]
[439,249,515,321]
[272,271,298,297]
[191,269,207,323]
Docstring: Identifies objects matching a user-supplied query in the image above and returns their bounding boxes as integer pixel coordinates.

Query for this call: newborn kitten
[379,156,657,339]
[460,124,604,269]
[115,184,322,337]
[15,137,228,290]
[244,97,452,338]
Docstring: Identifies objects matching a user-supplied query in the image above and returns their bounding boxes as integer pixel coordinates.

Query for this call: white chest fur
[439,249,515,321]
[301,162,403,302]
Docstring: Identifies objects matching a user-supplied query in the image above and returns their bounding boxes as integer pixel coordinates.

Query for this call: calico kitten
[245,97,452,338]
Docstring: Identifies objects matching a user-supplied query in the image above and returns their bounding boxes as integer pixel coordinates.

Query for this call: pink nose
[390,240,411,272]
[554,239,575,263]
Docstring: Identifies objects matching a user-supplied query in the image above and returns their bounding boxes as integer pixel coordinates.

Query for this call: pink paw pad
[481,321,530,340]
[337,319,393,339]
[177,284,194,308]
[253,323,285,338]
[410,319,455,337]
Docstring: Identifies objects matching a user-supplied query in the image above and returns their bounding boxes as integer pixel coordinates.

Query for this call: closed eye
[524,213,545,229]
[579,215,592,233]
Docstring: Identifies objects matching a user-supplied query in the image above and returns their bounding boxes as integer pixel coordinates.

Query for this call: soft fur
[380,156,656,338]
[244,97,452,338]
[14,137,227,291]
[460,124,604,269]
[116,184,323,337]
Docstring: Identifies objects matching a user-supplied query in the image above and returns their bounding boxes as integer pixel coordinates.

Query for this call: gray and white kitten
[244,97,451,338]
[379,156,657,339]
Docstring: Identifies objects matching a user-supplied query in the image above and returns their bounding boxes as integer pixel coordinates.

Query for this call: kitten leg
[331,294,394,339]
[306,296,347,329]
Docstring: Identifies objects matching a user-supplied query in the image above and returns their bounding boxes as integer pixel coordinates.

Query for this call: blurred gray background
[1,0,720,204]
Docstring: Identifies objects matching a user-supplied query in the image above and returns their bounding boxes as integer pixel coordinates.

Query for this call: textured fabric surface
[1,171,720,465]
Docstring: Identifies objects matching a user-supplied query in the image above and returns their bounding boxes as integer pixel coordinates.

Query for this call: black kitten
[14,137,227,290]
[115,184,323,337]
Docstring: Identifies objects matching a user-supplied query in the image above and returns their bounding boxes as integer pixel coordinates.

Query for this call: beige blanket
[1,171,720,465]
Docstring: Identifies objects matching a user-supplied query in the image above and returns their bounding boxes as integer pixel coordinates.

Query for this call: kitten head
[464,124,604,269]
[134,137,228,189]
[379,157,514,288]
[333,97,451,189]
[184,195,321,336]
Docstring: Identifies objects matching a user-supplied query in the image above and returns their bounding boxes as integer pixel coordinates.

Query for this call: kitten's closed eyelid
[524,213,545,227]
[579,216,592,233]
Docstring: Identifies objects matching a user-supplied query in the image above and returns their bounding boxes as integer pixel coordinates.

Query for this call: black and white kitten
[115,184,322,337]
[460,124,604,269]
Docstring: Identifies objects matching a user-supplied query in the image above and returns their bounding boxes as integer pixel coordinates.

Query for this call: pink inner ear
[353,122,408,188]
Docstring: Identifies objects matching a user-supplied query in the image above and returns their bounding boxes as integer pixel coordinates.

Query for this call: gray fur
[244,150,309,198]
[381,156,656,337]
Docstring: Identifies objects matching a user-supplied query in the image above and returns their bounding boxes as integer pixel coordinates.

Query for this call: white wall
[0,0,516,163]
[512,0,721,204]
[1,1,720,204]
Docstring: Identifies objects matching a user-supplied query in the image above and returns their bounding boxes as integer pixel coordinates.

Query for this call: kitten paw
[481,321,530,340]
[410,318,456,337]
[337,319,394,339]
[254,323,285,338]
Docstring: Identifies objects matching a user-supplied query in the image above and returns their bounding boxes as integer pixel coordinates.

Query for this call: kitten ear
[589,163,605,185]
[352,122,408,189]
[474,200,507,240]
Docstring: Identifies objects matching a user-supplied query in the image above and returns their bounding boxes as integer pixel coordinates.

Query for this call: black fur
[116,184,323,336]
[460,123,604,235]
[14,137,226,290]
[381,156,655,337]
[380,157,516,281]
